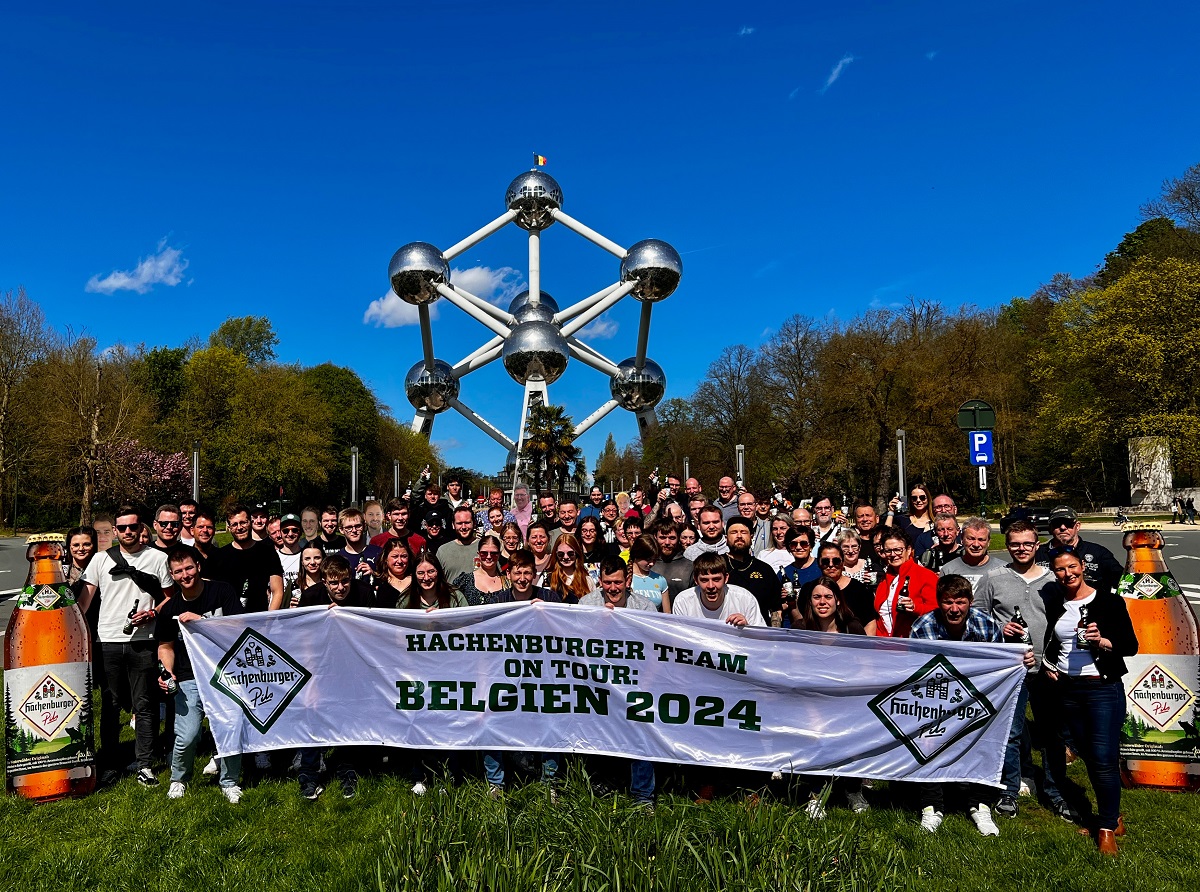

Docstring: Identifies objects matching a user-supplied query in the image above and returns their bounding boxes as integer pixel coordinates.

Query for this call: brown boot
[1097,829,1118,856]
[1115,814,1126,837]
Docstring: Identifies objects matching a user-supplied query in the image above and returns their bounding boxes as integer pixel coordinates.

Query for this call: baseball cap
[279,514,302,529]
[726,516,753,535]
[1048,505,1078,525]
[425,511,445,528]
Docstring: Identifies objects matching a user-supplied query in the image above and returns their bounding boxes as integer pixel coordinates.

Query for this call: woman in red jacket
[874,527,937,637]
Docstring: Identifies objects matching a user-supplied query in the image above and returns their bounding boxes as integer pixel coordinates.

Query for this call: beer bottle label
[1118,572,1184,601]
[16,583,76,612]
[4,661,94,780]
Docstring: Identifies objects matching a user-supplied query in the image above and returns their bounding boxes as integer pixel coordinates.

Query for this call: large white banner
[184,603,1026,785]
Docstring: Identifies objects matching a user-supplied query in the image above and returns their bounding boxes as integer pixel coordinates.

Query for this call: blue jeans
[1002,677,1030,797]
[1027,672,1066,805]
[484,751,559,787]
[629,760,655,803]
[171,680,241,788]
[1059,677,1125,829]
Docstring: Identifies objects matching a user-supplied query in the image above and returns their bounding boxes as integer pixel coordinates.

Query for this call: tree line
[0,307,439,528]
[634,164,1200,511]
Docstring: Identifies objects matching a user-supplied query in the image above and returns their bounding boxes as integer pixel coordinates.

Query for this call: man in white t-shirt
[276,514,304,597]
[670,552,765,628]
[78,504,175,787]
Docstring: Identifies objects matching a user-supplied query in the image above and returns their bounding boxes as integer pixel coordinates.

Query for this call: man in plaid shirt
[909,574,1035,836]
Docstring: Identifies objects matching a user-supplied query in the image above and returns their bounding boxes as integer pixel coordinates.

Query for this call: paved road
[4,527,1200,635]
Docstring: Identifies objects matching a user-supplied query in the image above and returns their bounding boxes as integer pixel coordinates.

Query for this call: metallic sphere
[610,357,666,411]
[503,321,569,385]
[388,242,449,306]
[620,239,682,302]
[404,359,459,414]
[508,290,560,325]
[505,171,563,231]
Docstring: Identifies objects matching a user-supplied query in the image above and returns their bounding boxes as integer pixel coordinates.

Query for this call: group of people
[60,474,1136,854]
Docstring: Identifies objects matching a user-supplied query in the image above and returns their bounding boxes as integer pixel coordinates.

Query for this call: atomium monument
[391,170,680,464]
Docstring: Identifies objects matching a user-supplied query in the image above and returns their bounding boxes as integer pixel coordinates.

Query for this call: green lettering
[396,680,425,710]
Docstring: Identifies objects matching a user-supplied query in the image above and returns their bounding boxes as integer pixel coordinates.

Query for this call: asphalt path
[4,526,1200,637]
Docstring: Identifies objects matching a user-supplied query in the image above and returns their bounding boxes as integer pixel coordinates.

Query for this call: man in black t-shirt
[724,516,784,624]
[157,545,245,802]
[211,504,284,612]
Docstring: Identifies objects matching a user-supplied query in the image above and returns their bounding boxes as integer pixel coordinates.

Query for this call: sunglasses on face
[115,523,141,532]
[157,520,181,528]
[819,557,842,567]
[479,550,500,558]
[556,550,575,559]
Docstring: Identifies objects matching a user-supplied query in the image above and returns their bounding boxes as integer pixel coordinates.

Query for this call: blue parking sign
[969,431,994,466]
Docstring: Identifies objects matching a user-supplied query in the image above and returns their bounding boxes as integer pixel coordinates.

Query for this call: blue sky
[4,1,1199,476]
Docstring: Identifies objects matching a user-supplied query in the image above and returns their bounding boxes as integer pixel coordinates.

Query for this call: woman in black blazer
[1042,551,1138,855]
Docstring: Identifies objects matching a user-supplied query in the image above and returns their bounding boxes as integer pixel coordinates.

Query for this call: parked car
[999,504,1053,534]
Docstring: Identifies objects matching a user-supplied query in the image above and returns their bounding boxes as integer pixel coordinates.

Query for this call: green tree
[1097,218,1200,287]
[208,316,279,365]
[132,345,190,426]
[370,416,441,499]
[301,363,383,502]
[0,287,52,527]
[520,403,580,498]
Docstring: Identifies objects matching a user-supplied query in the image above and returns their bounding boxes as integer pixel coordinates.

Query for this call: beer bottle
[1116,522,1200,790]
[4,533,97,801]
[1012,606,1032,645]
[1077,604,1091,649]
[157,661,178,696]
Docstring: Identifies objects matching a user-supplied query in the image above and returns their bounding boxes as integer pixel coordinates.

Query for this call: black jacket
[1042,586,1138,683]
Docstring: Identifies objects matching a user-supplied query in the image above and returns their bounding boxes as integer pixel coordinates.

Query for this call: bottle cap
[1121,521,1163,532]
[25,532,66,545]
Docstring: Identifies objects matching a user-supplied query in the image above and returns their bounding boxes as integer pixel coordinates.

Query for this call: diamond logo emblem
[32,585,63,609]
[1134,575,1164,599]
[19,673,82,740]
[1127,662,1195,731]
[211,629,312,733]
[868,655,999,764]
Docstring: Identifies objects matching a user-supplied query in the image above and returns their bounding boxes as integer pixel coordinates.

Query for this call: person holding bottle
[1043,550,1138,855]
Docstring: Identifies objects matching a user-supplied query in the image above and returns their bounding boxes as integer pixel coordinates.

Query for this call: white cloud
[925,50,938,61]
[578,314,619,340]
[85,239,189,294]
[450,265,525,306]
[820,54,856,94]
[738,26,756,36]
[363,290,441,327]
[434,437,462,452]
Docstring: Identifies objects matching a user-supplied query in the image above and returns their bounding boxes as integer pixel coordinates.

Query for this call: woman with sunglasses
[546,533,594,604]
[1042,550,1137,855]
[887,483,935,540]
[456,532,509,606]
[799,543,878,635]
[873,527,937,638]
[373,538,415,609]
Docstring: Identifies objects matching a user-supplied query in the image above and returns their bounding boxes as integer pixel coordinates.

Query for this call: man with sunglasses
[78,505,175,786]
[974,520,1074,821]
[724,516,784,625]
[152,504,184,551]
[1034,506,1122,595]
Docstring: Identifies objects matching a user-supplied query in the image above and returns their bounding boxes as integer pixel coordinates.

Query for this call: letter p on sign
[969,431,994,466]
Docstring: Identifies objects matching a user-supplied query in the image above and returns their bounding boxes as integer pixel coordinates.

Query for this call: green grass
[4,739,1200,891]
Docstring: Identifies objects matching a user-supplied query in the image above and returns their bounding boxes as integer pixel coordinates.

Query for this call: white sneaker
[412,781,427,797]
[920,806,943,833]
[254,753,271,770]
[222,785,243,804]
[970,804,1000,837]
[846,790,870,813]
[770,770,783,781]
[203,757,219,777]
[488,784,503,801]
[1018,777,1034,798]
[167,781,186,800]
[804,798,826,820]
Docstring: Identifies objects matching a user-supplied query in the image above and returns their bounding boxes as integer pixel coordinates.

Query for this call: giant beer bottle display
[1117,522,1200,790]
[4,533,97,800]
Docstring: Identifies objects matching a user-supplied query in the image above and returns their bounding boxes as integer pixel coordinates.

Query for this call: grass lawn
[4,719,1200,892]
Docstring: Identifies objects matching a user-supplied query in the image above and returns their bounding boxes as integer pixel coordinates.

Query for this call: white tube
[567,340,620,377]
[574,400,621,437]
[452,343,504,378]
[434,283,512,337]
[549,208,627,258]
[442,210,517,260]
[451,398,516,449]
[528,229,541,307]
[560,281,636,337]
[554,282,622,324]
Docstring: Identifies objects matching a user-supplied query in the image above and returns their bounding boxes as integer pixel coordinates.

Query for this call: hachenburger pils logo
[868,655,998,764]
[212,629,312,732]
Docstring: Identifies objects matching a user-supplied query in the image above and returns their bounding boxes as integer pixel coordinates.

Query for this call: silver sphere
[610,357,666,411]
[620,239,682,302]
[508,290,560,325]
[388,242,449,306]
[505,171,563,231]
[503,321,569,385]
[404,359,459,414]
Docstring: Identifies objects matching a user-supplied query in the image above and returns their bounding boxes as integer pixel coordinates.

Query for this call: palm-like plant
[520,403,580,498]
